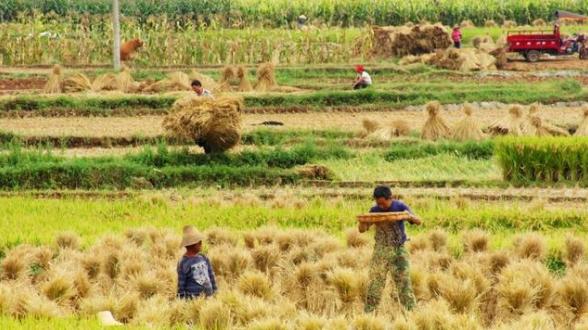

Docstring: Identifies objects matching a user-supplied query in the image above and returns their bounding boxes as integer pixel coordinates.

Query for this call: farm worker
[359,185,422,312]
[177,229,217,299]
[353,65,372,90]
[452,26,462,48]
[191,80,213,98]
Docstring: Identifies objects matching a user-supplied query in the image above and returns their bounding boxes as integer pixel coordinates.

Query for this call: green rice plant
[495,137,588,185]
[384,139,494,161]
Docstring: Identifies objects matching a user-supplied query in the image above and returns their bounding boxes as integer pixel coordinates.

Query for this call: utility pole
[112,0,121,70]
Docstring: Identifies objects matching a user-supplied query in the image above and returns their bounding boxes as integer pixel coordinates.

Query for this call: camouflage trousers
[364,245,416,312]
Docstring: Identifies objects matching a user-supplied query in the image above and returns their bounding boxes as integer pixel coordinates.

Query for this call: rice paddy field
[2,5,588,329]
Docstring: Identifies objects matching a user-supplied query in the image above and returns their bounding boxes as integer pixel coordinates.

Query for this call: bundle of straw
[452,104,485,141]
[116,66,138,93]
[92,73,118,92]
[142,71,191,93]
[254,63,277,92]
[522,103,569,136]
[62,73,92,93]
[421,101,450,141]
[220,66,236,92]
[162,95,243,153]
[391,119,410,137]
[43,64,63,94]
[487,105,524,136]
[236,66,252,92]
[575,108,588,136]
[362,119,379,134]
[529,117,552,136]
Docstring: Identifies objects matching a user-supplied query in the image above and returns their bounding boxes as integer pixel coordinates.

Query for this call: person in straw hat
[177,228,217,299]
[359,185,422,313]
[353,65,372,90]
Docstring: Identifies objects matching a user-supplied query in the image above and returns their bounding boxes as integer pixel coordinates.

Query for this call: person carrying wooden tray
[358,185,422,313]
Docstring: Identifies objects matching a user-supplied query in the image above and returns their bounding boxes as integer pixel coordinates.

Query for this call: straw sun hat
[181,231,205,248]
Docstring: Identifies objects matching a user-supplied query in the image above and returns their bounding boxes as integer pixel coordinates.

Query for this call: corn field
[1,0,587,27]
[0,17,364,65]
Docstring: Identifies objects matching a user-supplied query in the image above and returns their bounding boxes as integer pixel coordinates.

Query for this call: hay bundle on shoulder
[44,64,63,94]
[575,107,588,136]
[62,73,92,93]
[452,104,485,141]
[487,105,524,136]
[421,101,450,141]
[162,95,243,154]
[92,73,118,92]
[236,66,253,92]
[254,62,277,92]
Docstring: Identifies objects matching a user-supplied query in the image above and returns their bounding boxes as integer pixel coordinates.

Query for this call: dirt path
[504,57,588,71]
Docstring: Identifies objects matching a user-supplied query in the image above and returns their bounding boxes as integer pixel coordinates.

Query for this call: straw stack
[254,63,277,92]
[575,107,588,136]
[452,104,485,141]
[236,66,253,92]
[421,101,450,141]
[62,73,92,93]
[43,64,63,94]
[487,105,524,136]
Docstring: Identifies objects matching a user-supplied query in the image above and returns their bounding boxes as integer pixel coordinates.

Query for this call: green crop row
[1,0,586,27]
[384,140,494,161]
[496,137,588,184]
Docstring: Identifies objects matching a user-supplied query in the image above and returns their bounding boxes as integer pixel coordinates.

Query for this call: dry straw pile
[487,105,525,136]
[575,107,588,136]
[361,118,410,141]
[452,104,485,141]
[43,64,63,94]
[254,62,277,92]
[163,95,243,153]
[421,101,450,140]
[0,227,586,329]
[372,24,453,57]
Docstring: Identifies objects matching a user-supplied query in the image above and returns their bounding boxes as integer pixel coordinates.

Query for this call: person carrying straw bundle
[359,185,422,313]
[353,65,372,90]
[177,228,217,299]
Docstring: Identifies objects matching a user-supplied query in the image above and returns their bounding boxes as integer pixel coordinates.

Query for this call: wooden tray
[356,211,411,223]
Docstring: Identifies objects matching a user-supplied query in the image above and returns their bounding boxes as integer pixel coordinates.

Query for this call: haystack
[487,105,524,136]
[371,24,452,57]
[522,103,570,136]
[116,66,139,93]
[575,108,588,136]
[254,63,277,92]
[484,20,497,27]
[189,69,219,92]
[532,19,547,27]
[92,73,118,92]
[428,48,497,72]
[62,73,92,93]
[502,20,518,28]
[529,117,552,136]
[43,64,63,94]
[489,47,508,69]
[452,104,485,141]
[391,119,410,137]
[421,101,450,141]
[362,119,379,134]
[460,20,475,28]
[162,95,243,154]
[220,66,236,92]
[472,35,496,53]
[142,71,191,93]
[236,66,253,92]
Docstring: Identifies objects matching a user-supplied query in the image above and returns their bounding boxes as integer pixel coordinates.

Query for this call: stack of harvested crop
[502,20,517,28]
[428,48,497,72]
[92,73,118,92]
[460,20,475,28]
[237,66,253,92]
[522,103,570,136]
[472,35,496,53]
[254,62,277,92]
[142,71,191,93]
[116,66,140,93]
[43,64,63,94]
[371,24,452,57]
[575,107,588,136]
[62,73,92,93]
[220,66,236,92]
[162,95,243,154]
[487,105,524,136]
[421,101,450,141]
[452,104,485,141]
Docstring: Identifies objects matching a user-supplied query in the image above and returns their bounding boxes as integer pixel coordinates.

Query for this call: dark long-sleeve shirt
[177,254,217,299]
[370,200,414,247]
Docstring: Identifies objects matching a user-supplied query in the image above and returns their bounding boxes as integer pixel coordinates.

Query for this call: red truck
[507,24,587,62]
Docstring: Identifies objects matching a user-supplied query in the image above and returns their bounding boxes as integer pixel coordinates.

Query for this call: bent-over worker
[359,185,422,312]
[353,65,372,90]
[191,79,213,98]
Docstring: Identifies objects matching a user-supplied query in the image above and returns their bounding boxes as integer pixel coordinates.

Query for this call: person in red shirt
[452,26,462,49]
